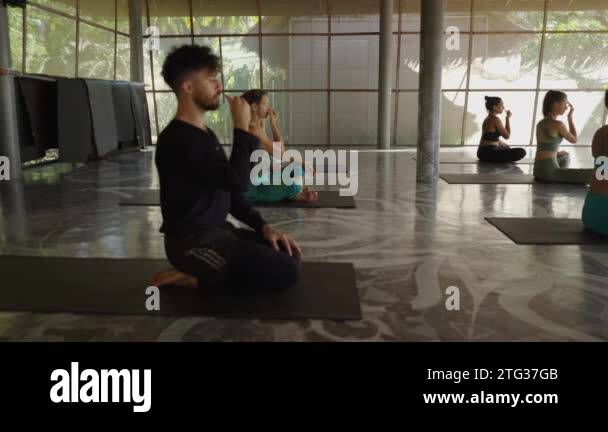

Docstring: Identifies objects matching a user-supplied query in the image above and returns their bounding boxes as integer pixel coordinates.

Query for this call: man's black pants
[164,223,300,292]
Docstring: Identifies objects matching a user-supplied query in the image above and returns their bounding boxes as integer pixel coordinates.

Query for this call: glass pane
[396,91,417,145]
[192,0,258,34]
[148,0,191,35]
[444,0,472,32]
[78,23,115,79]
[117,0,130,34]
[262,36,328,89]
[472,0,545,32]
[204,93,232,144]
[8,6,23,71]
[331,0,398,33]
[547,0,608,31]
[442,91,466,145]
[155,91,177,131]
[221,36,260,90]
[144,46,153,88]
[541,33,608,90]
[331,92,378,145]
[261,0,328,33]
[116,35,131,80]
[443,33,469,90]
[331,35,379,89]
[534,91,606,146]
[147,92,158,140]
[402,0,471,32]
[151,36,192,91]
[79,0,115,29]
[469,34,542,89]
[400,0,420,32]
[26,8,77,77]
[33,0,77,16]
[397,33,467,90]
[398,33,419,89]
[465,91,536,146]
[268,92,327,145]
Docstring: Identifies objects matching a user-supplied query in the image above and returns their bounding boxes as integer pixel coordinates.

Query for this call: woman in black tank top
[477,96,527,163]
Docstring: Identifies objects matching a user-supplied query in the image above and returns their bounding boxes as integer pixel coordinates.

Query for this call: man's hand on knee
[261,225,302,260]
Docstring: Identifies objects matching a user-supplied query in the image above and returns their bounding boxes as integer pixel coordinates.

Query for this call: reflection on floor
[0,146,606,341]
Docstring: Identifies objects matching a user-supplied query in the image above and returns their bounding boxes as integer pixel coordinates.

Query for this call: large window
[141,0,608,145]
[7,1,130,80]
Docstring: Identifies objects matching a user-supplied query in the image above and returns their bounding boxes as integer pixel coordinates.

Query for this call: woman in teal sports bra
[582,90,608,236]
[533,90,594,184]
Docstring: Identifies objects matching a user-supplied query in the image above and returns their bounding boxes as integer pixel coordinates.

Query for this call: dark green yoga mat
[0,256,361,320]
[440,174,537,184]
[485,218,608,245]
[119,190,356,208]
[412,156,534,164]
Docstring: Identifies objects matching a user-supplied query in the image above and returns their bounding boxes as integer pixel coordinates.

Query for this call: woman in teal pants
[582,91,608,236]
[241,89,318,203]
[533,91,594,184]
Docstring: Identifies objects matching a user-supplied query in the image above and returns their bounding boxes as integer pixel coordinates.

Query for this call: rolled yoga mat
[485,217,608,245]
[0,256,361,320]
[57,78,95,162]
[84,79,119,158]
[119,190,356,208]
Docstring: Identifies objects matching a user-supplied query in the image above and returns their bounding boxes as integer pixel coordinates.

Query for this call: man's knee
[266,252,300,291]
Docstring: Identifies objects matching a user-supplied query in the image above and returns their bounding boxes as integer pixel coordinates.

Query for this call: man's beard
[194,93,220,111]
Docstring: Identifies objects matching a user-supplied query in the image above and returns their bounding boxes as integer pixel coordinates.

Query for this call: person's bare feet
[293,187,319,203]
[150,268,198,288]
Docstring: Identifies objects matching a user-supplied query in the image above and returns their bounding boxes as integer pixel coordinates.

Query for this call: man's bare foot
[150,268,198,288]
[293,187,319,203]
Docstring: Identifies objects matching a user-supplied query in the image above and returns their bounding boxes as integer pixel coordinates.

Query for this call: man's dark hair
[241,89,268,105]
[161,44,221,93]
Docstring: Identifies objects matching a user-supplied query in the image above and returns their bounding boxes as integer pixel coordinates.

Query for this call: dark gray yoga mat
[0,256,361,320]
[485,217,608,245]
[119,190,356,208]
[412,155,534,164]
[84,79,119,158]
[112,81,137,146]
[440,174,536,184]
[57,78,94,162]
[130,83,152,148]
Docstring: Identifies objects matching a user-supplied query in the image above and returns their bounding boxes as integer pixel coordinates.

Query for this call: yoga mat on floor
[254,190,355,208]
[485,218,608,245]
[412,155,534,164]
[0,256,361,320]
[439,174,536,184]
[119,190,356,208]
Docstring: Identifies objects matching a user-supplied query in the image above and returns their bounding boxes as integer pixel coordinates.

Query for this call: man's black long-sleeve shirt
[155,119,266,237]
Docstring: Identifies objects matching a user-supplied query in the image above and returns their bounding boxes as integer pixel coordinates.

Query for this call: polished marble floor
[0,146,606,341]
